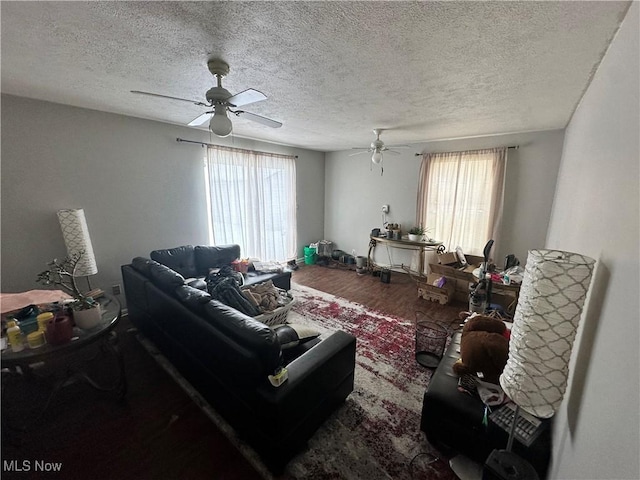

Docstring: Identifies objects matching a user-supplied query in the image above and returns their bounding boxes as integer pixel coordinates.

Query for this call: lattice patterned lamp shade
[57,209,98,277]
[499,249,595,418]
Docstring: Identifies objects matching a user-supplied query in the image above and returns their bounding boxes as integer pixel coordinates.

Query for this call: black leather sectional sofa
[121,244,357,472]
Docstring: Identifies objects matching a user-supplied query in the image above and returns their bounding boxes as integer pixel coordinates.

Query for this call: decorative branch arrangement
[36,252,98,311]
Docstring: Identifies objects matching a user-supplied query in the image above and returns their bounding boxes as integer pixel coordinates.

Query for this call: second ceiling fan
[350,129,409,167]
[132,59,282,137]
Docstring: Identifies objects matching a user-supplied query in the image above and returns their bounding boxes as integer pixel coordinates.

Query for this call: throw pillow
[272,324,320,350]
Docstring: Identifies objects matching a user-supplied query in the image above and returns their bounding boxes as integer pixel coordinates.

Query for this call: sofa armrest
[256,330,356,406]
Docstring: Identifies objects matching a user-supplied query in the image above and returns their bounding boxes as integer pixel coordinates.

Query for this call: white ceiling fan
[350,129,409,166]
[132,59,282,137]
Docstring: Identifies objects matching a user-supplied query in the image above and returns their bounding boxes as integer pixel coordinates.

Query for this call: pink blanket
[0,290,71,313]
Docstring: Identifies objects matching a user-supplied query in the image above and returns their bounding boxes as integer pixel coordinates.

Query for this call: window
[416,148,507,256]
[204,145,297,262]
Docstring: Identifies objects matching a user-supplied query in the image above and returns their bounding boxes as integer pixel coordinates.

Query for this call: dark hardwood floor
[292,263,467,329]
[1,319,264,480]
[1,265,467,479]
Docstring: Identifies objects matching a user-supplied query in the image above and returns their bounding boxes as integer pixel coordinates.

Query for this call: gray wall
[1,95,325,302]
[546,3,639,478]
[324,130,565,270]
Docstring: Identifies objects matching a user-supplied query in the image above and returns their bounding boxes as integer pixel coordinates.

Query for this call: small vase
[73,305,102,330]
[408,234,423,242]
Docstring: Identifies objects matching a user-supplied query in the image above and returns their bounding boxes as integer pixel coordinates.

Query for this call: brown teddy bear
[452,315,510,385]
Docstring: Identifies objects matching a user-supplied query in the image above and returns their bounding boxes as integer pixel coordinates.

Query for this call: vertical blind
[205,146,297,262]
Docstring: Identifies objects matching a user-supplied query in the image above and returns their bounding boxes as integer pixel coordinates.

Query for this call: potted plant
[408,226,425,242]
[36,253,101,329]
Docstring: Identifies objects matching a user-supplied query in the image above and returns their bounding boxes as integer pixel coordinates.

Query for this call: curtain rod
[176,138,298,158]
[414,145,519,156]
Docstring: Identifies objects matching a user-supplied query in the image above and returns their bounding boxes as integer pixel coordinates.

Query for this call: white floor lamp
[489,249,596,479]
[57,208,98,290]
[450,249,595,480]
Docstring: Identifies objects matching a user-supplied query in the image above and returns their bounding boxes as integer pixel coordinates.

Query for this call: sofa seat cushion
[151,245,199,278]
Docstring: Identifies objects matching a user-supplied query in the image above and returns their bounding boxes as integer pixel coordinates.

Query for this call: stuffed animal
[452,315,510,385]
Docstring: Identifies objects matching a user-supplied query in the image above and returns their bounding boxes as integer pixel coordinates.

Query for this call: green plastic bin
[304,246,317,265]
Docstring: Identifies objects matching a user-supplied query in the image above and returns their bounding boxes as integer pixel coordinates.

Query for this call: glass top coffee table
[2,294,122,366]
[1,295,126,435]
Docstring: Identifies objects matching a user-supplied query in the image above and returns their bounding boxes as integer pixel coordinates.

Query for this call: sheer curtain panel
[205,146,297,262]
[416,148,507,256]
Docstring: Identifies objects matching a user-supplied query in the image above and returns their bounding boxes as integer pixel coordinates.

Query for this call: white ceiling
[1,1,631,152]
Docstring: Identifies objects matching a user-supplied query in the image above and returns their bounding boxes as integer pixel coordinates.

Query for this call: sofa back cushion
[175,285,212,312]
[195,245,240,276]
[148,262,186,293]
[131,256,154,277]
[203,300,281,373]
[150,245,198,278]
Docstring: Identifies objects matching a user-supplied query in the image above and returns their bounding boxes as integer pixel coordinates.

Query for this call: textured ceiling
[1,1,630,152]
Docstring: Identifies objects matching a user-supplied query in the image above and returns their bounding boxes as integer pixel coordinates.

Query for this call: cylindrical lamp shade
[499,249,595,418]
[57,209,98,277]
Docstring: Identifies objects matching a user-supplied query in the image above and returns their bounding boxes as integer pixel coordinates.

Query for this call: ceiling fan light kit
[210,105,233,137]
[372,151,383,164]
[131,59,281,138]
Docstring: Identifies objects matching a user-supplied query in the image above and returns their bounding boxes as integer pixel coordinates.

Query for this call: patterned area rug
[138,283,460,480]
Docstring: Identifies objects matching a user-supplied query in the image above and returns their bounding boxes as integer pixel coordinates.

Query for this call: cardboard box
[438,252,459,265]
[417,273,456,305]
[429,255,522,310]
[430,254,484,280]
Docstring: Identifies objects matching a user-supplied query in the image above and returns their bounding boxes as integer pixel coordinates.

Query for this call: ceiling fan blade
[226,89,267,107]
[131,90,209,107]
[188,112,213,126]
[349,151,370,157]
[385,144,411,149]
[385,150,401,155]
[234,110,282,128]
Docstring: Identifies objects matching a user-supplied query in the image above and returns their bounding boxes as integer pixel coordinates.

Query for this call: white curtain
[416,148,507,256]
[205,146,297,262]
